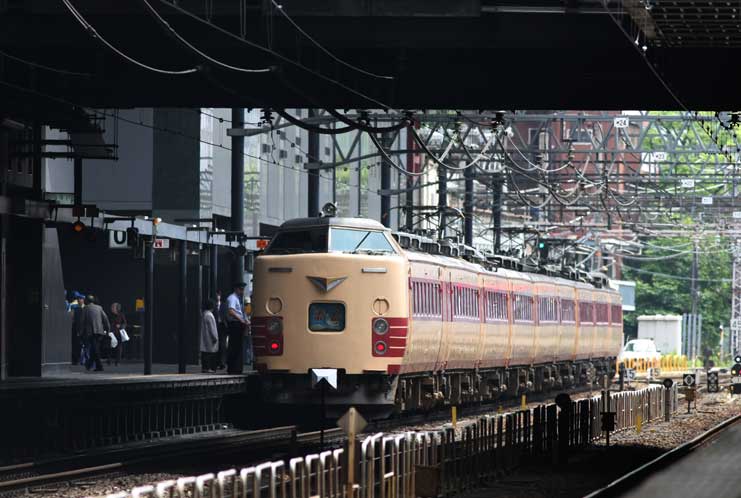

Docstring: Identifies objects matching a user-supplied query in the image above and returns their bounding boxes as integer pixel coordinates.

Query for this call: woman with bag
[109,302,128,366]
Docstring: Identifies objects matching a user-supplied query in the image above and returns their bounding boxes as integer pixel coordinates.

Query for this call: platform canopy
[2,0,741,111]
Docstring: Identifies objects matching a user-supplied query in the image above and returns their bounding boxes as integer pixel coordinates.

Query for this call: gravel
[15,389,739,498]
[466,390,741,498]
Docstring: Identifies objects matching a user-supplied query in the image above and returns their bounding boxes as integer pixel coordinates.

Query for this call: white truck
[636,314,682,355]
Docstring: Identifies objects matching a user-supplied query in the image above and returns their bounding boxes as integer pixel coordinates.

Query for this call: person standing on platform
[70,291,85,364]
[226,282,248,374]
[108,302,127,366]
[81,295,111,372]
[216,290,228,370]
[200,299,219,373]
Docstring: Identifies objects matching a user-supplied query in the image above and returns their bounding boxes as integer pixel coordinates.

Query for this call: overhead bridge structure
[2,0,741,111]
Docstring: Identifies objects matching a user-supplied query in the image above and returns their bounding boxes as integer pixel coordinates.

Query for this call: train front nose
[252,253,407,373]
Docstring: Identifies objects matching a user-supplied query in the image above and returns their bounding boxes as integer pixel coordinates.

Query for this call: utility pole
[492,175,503,254]
[690,240,700,361]
[231,108,245,283]
[731,239,741,357]
[691,239,699,317]
[438,165,447,239]
[380,133,392,228]
[178,240,187,374]
[308,109,320,218]
[405,130,416,232]
[464,164,474,246]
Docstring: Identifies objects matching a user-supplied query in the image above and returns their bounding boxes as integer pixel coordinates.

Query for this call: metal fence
[103,385,677,498]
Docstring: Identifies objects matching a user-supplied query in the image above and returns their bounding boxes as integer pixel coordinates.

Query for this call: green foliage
[622,235,732,353]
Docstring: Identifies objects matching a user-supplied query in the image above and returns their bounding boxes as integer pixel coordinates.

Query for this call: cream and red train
[251,216,623,417]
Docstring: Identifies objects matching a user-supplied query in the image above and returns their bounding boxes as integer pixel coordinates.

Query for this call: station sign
[614,116,630,129]
[650,151,668,162]
[732,376,741,385]
[680,179,696,188]
[701,196,713,205]
[153,238,170,249]
[734,212,741,220]
[108,230,129,249]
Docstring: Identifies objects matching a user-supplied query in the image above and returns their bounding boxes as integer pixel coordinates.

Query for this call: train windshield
[265,228,328,254]
[265,227,396,255]
[330,228,396,254]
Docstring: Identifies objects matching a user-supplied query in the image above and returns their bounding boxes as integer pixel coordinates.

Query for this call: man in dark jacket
[81,295,111,372]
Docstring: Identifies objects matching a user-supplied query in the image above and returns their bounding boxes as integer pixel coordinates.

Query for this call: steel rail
[0,425,343,496]
[584,413,741,497]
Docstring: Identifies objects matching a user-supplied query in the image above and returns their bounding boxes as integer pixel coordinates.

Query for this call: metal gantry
[229,108,741,257]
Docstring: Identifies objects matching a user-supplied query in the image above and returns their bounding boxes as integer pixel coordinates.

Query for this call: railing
[103,385,677,498]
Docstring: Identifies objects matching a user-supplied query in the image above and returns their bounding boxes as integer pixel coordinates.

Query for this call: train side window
[561,299,575,323]
[413,281,418,316]
[434,284,440,317]
[425,283,431,316]
[579,301,594,324]
[514,293,533,323]
[611,304,623,324]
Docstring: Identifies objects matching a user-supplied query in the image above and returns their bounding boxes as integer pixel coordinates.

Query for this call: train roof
[405,242,618,293]
[279,217,387,231]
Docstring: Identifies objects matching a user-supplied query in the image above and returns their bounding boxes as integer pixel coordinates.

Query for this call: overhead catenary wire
[324,109,412,134]
[156,0,397,110]
[139,0,272,73]
[274,109,356,135]
[270,0,394,81]
[0,48,92,77]
[622,263,732,283]
[61,0,199,76]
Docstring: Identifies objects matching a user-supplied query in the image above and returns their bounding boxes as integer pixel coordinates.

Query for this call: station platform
[0,363,254,464]
[616,419,741,498]
[0,363,252,391]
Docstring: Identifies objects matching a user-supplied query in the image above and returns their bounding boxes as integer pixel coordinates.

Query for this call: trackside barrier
[624,355,689,373]
[102,386,676,498]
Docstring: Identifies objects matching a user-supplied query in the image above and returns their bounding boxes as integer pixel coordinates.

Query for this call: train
[251,214,623,418]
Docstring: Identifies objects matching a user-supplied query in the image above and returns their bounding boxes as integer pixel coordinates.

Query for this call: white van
[618,338,662,364]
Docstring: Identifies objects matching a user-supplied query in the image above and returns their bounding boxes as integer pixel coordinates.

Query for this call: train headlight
[267,317,283,335]
[374,341,388,355]
[373,318,389,335]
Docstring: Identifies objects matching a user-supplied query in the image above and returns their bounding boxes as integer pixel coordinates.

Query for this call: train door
[509,276,536,367]
[434,265,452,371]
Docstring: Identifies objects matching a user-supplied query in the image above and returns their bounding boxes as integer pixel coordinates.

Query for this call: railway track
[0,426,343,497]
[584,413,741,497]
[0,376,722,497]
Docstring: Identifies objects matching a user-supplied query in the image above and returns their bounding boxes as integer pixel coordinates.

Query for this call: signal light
[72,220,85,233]
[735,355,741,364]
[373,318,389,335]
[257,239,269,250]
[266,317,282,335]
[374,341,387,355]
[269,341,280,352]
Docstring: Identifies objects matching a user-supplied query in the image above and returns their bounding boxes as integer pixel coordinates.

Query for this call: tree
[622,236,732,354]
